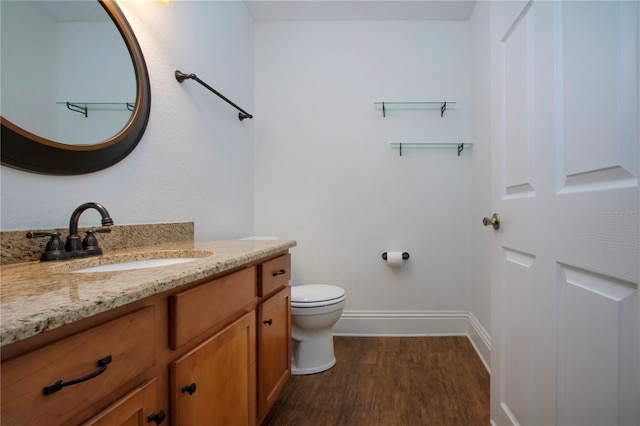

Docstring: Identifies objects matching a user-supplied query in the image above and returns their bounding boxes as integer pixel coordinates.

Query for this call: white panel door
[489,1,639,425]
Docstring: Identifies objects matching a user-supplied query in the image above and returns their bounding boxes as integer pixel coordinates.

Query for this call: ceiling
[244,0,477,21]
[35,0,476,23]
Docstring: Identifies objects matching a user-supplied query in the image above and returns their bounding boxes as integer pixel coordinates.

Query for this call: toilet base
[291,332,337,375]
[292,357,336,375]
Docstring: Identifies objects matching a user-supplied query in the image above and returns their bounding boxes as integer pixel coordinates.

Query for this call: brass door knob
[482,213,500,230]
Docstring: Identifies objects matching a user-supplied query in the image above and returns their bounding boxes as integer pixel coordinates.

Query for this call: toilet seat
[291,284,346,308]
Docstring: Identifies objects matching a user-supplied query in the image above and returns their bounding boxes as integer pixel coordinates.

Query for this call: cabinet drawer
[259,254,291,297]
[1,306,156,426]
[170,267,257,349]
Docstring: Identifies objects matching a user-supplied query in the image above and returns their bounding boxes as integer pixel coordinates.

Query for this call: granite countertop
[0,239,296,347]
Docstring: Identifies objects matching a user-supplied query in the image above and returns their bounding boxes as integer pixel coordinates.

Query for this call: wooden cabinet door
[257,286,291,421]
[82,379,165,426]
[171,311,256,426]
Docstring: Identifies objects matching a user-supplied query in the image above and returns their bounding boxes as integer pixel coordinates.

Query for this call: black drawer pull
[263,319,273,326]
[148,410,166,425]
[272,269,286,276]
[43,355,112,395]
[182,382,197,395]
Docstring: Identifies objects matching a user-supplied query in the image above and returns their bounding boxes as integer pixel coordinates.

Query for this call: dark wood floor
[263,336,490,426]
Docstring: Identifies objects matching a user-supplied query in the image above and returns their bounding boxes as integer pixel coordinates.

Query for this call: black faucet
[65,202,114,257]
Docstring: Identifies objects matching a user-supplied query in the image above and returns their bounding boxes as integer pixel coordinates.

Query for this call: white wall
[0,1,255,240]
[468,0,492,364]
[254,21,472,331]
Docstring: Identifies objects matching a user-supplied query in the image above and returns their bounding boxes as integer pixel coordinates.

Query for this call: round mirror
[0,0,150,175]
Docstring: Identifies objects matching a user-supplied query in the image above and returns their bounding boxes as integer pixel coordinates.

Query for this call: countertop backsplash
[0,222,194,266]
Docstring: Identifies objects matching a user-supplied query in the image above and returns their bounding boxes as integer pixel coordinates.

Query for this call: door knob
[482,213,500,230]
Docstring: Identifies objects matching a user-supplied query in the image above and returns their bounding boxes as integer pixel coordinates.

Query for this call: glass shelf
[57,101,136,117]
[390,142,472,157]
[374,101,456,117]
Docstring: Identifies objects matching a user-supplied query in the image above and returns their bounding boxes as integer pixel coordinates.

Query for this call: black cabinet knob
[148,410,166,424]
[263,319,273,326]
[181,382,197,395]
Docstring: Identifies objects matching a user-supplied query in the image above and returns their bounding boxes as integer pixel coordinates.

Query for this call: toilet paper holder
[382,252,410,260]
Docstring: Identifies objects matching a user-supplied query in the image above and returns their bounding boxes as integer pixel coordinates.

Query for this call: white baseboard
[333,310,469,336]
[333,310,491,372]
[467,312,491,372]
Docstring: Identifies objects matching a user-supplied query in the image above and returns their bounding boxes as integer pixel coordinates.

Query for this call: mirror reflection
[1,1,136,146]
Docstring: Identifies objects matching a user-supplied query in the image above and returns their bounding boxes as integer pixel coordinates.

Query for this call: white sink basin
[72,257,201,273]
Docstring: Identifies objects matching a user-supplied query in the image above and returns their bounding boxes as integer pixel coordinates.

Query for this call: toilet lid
[291,284,345,304]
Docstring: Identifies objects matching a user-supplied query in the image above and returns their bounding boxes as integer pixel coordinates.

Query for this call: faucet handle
[26,231,57,239]
[26,231,71,262]
[82,229,107,255]
[82,227,112,255]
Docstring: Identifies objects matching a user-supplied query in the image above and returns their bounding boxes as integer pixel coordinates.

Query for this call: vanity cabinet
[169,254,293,426]
[0,250,292,426]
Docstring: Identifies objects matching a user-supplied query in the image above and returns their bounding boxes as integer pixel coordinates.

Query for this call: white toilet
[290,284,346,375]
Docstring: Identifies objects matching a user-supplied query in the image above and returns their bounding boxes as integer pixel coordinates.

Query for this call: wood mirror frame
[0,0,151,175]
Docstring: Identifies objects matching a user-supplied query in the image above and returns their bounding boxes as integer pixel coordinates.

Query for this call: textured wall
[254,21,472,315]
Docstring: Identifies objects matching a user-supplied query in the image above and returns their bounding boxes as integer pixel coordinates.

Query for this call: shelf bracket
[457,143,464,156]
[126,103,135,112]
[441,102,447,117]
[66,102,87,117]
[382,102,386,117]
[399,142,402,156]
